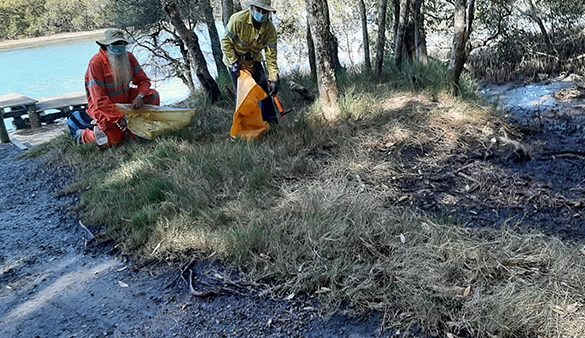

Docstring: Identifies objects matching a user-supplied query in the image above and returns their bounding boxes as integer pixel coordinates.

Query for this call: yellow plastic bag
[230,70,269,141]
[116,104,197,140]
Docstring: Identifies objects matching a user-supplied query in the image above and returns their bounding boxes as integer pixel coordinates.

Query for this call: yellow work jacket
[221,9,279,82]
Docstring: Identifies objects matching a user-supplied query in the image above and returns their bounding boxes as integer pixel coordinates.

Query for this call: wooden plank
[10,138,29,150]
[0,111,9,143]
[0,93,38,109]
[2,108,27,119]
[36,93,87,111]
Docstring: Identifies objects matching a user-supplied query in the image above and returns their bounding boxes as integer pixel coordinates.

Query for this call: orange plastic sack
[229,70,269,140]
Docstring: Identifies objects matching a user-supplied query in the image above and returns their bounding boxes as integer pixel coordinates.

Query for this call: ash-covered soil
[392,80,585,239]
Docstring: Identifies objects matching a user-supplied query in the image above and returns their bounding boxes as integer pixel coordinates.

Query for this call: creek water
[482,78,585,135]
[482,81,575,114]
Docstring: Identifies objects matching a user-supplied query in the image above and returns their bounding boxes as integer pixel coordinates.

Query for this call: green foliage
[0,0,107,40]
[105,0,165,30]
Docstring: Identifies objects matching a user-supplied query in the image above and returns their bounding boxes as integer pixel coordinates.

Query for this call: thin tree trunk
[135,28,197,95]
[448,0,474,96]
[393,0,400,45]
[222,0,235,27]
[307,23,318,80]
[526,0,552,50]
[164,1,220,103]
[201,0,229,80]
[414,0,428,64]
[234,0,242,12]
[321,0,343,72]
[306,0,340,121]
[330,33,343,72]
[177,38,197,94]
[394,0,411,68]
[374,0,389,78]
[358,0,371,71]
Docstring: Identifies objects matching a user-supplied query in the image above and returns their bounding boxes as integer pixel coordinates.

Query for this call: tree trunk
[330,33,343,72]
[394,0,411,68]
[526,0,552,51]
[448,0,475,96]
[393,0,400,45]
[414,0,428,64]
[306,0,340,121]
[307,22,318,80]
[222,0,235,26]
[374,0,389,78]
[201,0,229,80]
[234,0,242,11]
[358,0,371,71]
[164,1,220,103]
[321,0,343,72]
[177,38,197,94]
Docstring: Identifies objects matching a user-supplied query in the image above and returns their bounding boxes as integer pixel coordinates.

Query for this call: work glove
[268,79,279,96]
[231,62,241,78]
[132,94,145,110]
[116,117,128,132]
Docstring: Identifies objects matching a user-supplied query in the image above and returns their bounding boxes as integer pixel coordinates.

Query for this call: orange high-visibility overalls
[82,49,160,147]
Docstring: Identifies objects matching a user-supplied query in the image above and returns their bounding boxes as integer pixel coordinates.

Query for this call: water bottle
[94,125,108,147]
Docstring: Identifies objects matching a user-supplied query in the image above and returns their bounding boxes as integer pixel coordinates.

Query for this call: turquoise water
[0,37,190,132]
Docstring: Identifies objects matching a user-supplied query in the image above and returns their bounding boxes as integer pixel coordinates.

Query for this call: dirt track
[0,144,388,337]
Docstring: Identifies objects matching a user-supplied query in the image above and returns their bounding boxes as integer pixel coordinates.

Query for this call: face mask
[107,44,127,57]
[252,9,268,23]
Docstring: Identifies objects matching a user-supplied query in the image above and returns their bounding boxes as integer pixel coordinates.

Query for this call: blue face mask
[107,44,127,56]
[252,9,268,23]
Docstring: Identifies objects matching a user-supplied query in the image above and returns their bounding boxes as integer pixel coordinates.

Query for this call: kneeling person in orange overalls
[75,29,160,147]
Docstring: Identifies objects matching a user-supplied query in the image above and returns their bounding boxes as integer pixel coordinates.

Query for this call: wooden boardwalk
[0,92,87,145]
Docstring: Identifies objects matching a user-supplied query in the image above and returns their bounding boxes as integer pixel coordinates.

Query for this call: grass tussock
[231,182,585,337]
[40,61,585,337]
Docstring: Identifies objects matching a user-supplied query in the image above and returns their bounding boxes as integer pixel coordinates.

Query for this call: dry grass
[233,181,585,337]
[38,63,585,337]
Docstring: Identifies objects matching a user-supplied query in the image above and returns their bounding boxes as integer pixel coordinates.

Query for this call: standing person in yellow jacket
[221,0,279,124]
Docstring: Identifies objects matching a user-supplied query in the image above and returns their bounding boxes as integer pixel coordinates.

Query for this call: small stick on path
[78,221,95,241]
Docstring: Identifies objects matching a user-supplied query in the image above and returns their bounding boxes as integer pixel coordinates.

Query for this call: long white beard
[108,53,132,90]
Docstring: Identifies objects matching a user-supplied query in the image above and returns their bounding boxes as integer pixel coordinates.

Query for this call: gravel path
[0,144,388,338]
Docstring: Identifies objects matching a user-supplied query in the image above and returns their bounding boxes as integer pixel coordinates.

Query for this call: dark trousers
[229,62,278,124]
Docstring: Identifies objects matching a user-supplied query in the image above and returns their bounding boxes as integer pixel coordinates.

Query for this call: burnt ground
[392,82,585,239]
[0,144,389,338]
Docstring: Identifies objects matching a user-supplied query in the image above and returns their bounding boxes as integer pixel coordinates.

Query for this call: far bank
[0,30,107,52]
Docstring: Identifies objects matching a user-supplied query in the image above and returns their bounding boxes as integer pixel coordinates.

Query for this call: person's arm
[222,16,240,66]
[264,24,279,82]
[129,53,151,95]
[86,60,124,125]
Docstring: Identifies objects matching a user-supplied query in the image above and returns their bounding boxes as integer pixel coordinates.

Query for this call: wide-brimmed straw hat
[96,29,130,46]
[249,0,276,12]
